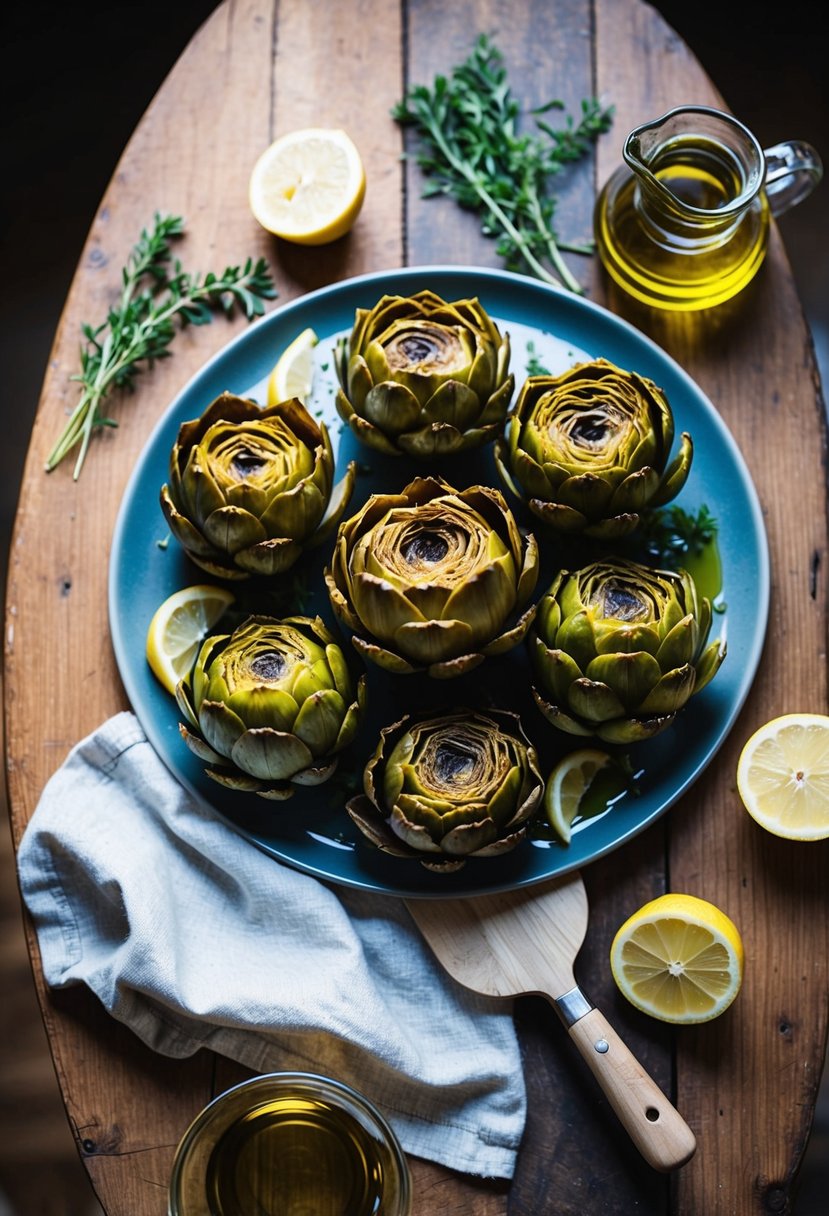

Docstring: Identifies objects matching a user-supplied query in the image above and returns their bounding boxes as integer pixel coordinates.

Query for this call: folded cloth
[16,711,526,1178]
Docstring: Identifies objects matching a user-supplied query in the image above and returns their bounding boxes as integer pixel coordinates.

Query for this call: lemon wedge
[146,584,236,696]
[736,712,829,840]
[544,748,613,844]
[249,127,366,245]
[610,893,744,1024]
[267,327,319,405]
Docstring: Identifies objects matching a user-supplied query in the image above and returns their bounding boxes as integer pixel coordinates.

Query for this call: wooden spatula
[405,871,697,1173]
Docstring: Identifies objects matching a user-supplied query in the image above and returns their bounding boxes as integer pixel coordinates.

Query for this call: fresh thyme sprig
[45,213,277,480]
[639,504,718,565]
[392,34,614,294]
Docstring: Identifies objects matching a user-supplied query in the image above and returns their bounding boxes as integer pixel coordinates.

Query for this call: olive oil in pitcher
[594,104,822,311]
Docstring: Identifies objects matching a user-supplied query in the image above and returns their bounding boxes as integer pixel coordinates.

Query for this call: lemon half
[610,893,744,1024]
[736,712,829,840]
[249,127,366,245]
[146,584,236,696]
[267,327,319,405]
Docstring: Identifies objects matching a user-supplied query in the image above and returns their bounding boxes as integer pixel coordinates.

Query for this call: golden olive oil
[204,1096,388,1216]
[595,133,770,310]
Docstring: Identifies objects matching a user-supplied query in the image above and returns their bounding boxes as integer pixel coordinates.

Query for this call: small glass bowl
[168,1071,412,1216]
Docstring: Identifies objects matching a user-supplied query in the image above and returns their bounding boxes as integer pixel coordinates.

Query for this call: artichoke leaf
[596,714,675,744]
[231,727,314,781]
[567,677,627,723]
[585,650,664,711]
[693,638,728,693]
[233,537,303,576]
[427,652,486,679]
[649,432,694,508]
[363,382,423,435]
[202,505,268,554]
[293,689,347,753]
[531,689,597,736]
[637,664,697,714]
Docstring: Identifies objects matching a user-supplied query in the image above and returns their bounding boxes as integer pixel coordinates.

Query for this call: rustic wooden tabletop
[5,1,828,1213]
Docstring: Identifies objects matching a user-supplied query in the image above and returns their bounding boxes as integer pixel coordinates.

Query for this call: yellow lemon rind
[609,892,744,1026]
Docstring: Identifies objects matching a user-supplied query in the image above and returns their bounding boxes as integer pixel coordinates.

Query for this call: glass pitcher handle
[763,140,823,217]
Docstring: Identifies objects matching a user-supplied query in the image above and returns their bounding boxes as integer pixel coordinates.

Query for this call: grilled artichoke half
[334,289,514,457]
[529,557,726,743]
[161,392,356,579]
[325,475,539,678]
[176,614,366,799]
[347,709,543,871]
[495,358,692,539]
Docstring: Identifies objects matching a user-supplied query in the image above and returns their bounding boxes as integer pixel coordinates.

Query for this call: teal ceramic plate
[109,266,769,898]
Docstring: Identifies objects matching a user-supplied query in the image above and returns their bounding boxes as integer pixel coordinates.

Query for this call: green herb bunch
[393,34,614,294]
[46,214,276,480]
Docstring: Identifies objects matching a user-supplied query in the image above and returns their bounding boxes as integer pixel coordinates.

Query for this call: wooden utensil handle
[567,1006,697,1172]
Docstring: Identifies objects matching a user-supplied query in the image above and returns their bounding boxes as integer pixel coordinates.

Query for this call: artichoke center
[569,411,615,449]
[402,530,449,566]
[384,325,464,374]
[432,741,477,787]
[249,651,288,681]
[601,581,648,622]
[229,448,268,480]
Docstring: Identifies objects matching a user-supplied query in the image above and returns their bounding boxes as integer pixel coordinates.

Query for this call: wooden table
[5,1,828,1212]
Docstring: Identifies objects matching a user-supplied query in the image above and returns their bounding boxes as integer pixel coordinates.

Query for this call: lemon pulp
[736,712,829,840]
[610,893,744,1024]
[249,128,366,245]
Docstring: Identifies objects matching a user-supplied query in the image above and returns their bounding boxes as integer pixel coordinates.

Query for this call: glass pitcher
[594,104,823,311]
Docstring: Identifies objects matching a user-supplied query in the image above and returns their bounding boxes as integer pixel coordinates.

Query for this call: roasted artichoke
[495,358,692,539]
[334,289,514,457]
[529,557,726,743]
[347,709,543,870]
[325,475,539,678]
[160,392,355,580]
[176,614,366,798]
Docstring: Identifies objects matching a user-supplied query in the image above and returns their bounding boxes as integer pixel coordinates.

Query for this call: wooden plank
[594,3,829,1213]
[403,2,673,1210]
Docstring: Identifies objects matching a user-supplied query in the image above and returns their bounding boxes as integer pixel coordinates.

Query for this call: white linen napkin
[16,710,526,1178]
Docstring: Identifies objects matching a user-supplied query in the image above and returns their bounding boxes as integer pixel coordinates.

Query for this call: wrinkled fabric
[17,711,526,1178]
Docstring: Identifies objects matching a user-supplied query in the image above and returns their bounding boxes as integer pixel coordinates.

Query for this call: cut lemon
[545,748,613,844]
[146,584,236,696]
[267,327,319,405]
[249,127,366,245]
[736,712,829,840]
[610,893,744,1024]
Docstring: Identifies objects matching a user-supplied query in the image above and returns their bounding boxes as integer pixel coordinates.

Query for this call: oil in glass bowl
[169,1073,412,1216]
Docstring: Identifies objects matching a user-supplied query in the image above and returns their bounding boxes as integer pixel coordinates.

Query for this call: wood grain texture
[3,0,827,1213]
[593,3,829,1214]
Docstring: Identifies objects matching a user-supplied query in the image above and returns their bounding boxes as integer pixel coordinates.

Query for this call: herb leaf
[639,504,718,565]
[393,34,614,293]
[45,214,277,480]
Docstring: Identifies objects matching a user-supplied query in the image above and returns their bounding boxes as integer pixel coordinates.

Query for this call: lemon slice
[146,584,236,696]
[267,327,319,405]
[610,893,744,1024]
[545,748,613,844]
[249,127,366,245]
[736,712,829,840]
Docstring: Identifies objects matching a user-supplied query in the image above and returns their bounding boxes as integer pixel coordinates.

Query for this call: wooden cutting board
[406,871,697,1173]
